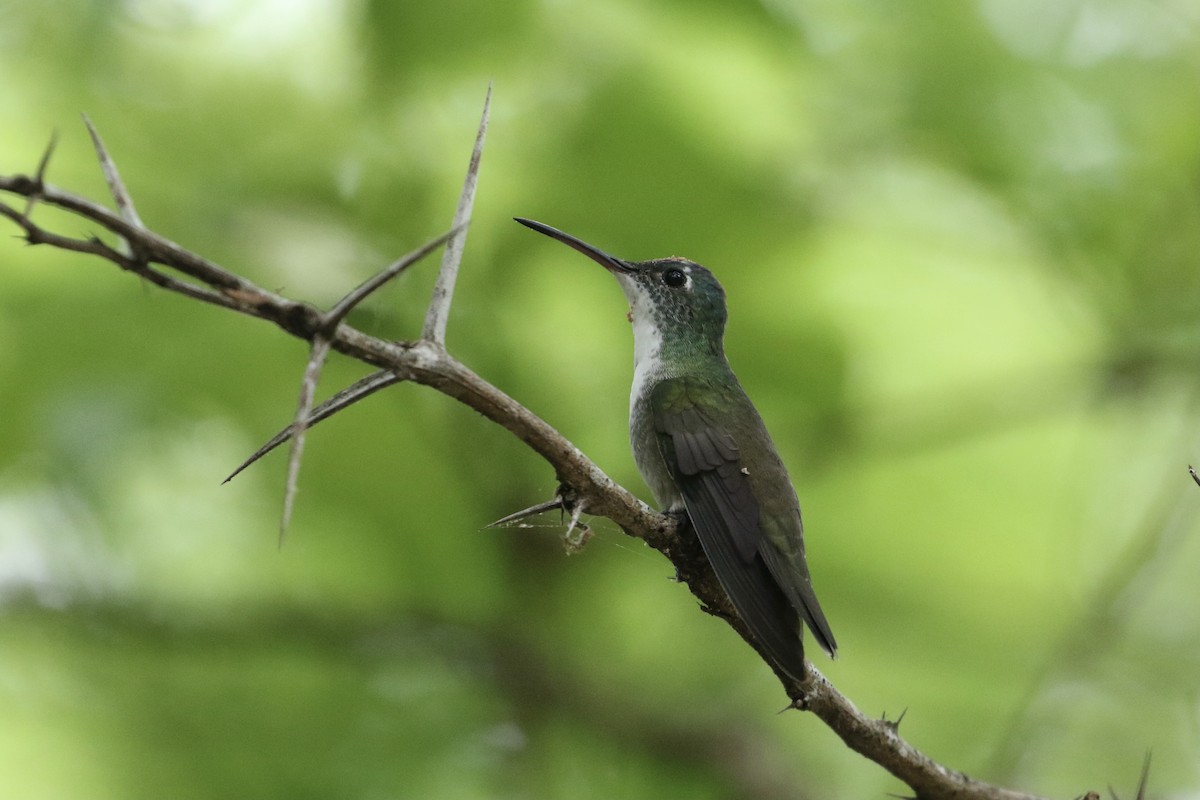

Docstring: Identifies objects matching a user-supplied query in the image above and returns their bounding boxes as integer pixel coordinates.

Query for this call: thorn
[422,82,490,344]
[486,498,564,528]
[1134,750,1151,800]
[82,113,144,230]
[223,370,399,484]
[22,129,58,217]
[34,129,58,184]
[279,337,333,545]
[776,698,803,714]
[881,707,908,733]
[1189,465,1199,487]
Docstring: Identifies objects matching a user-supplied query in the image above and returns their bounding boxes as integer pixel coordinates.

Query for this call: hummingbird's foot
[663,507,690,528]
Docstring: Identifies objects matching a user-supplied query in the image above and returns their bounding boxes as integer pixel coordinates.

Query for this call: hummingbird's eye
[662,268,688,288]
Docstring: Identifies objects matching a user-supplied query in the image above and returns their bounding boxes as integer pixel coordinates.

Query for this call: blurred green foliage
[2,0,1199,797]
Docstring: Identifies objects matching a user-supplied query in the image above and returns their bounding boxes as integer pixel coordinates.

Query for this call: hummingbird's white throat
[618,276,668,417]
[615,276,665,367]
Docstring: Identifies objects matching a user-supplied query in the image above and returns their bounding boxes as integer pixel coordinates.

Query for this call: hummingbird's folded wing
[757,518,838,658]
[651,378,808,680]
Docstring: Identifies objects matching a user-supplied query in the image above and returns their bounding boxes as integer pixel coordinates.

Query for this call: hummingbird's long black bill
[514,218,634,273]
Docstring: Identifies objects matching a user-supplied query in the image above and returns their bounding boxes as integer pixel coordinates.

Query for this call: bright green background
[2,1,1199,797]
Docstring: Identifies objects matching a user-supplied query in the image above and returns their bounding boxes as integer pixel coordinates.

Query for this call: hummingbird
[515,218,836,680]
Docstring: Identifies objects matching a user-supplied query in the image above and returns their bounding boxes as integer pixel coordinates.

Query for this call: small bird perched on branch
[517,218,836,680]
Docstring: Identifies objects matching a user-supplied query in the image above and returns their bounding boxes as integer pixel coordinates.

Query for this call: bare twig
[0,199,240,309]
[422,82,490,344]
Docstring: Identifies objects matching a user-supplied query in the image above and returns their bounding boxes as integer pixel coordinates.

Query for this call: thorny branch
[0,107,1124,800]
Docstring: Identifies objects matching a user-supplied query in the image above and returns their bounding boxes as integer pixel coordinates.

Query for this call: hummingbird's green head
[515,218,729,360]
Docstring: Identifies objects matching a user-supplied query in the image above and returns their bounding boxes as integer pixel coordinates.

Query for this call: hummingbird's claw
[663,507,691,532]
